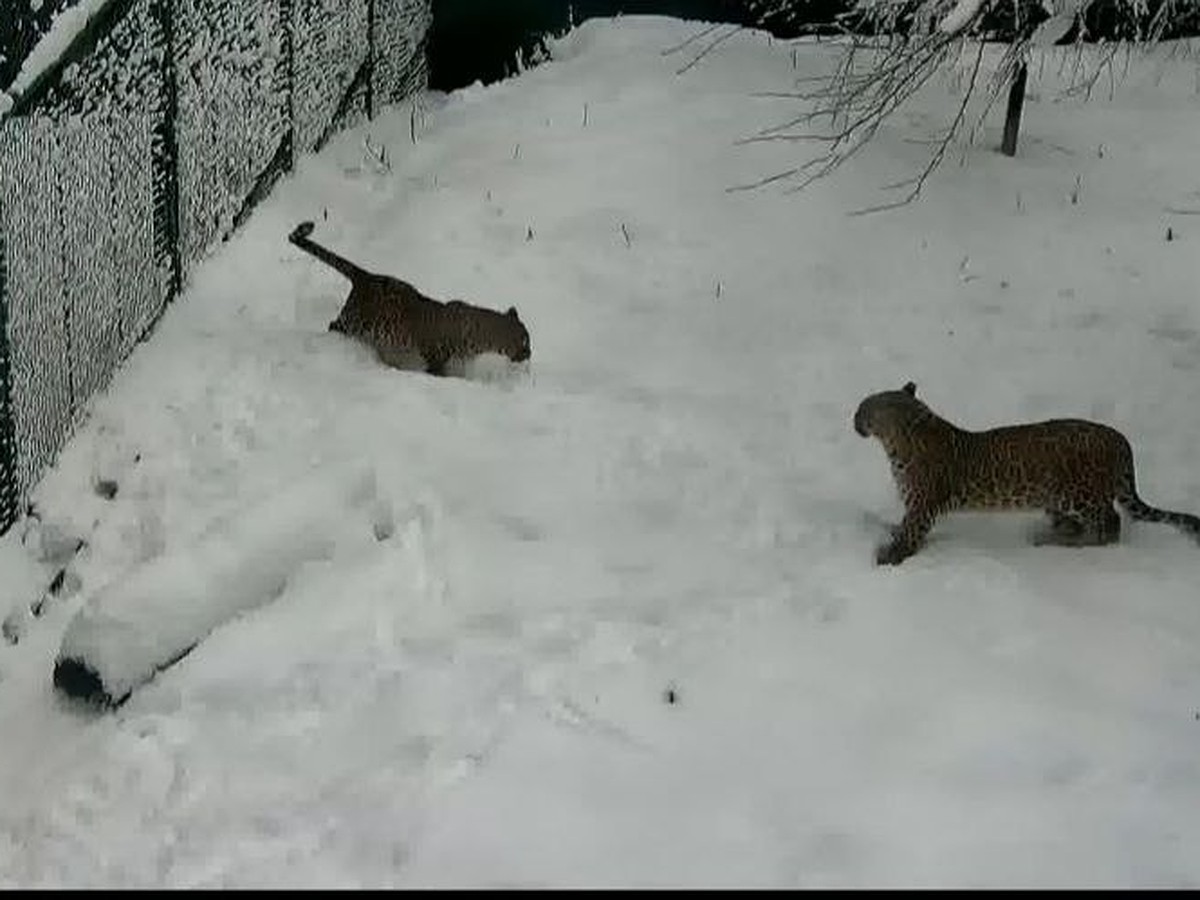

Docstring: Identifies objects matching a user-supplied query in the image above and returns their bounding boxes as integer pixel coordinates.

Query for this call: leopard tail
[288,221,367,283]
[1115,471,1200,541]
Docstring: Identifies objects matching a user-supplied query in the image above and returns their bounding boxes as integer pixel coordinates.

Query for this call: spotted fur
[854,381,1200,565]
[288,221,531,376]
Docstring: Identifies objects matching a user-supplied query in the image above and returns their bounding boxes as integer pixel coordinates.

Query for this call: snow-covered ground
[3,15,1200,887]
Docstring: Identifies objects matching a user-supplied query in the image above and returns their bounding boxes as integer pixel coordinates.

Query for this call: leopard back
[329,275,531,375]
[854,382,1136,514]
[852,381,1200,564]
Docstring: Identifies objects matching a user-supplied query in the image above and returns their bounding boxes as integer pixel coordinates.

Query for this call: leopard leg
[1105,506,1121,543]
[424,353,449,377]
[1032,509,1086,547]
[876,506,935,565]
[1038,504,1120,547]
[1089,504,1121,546]
[1063,503,1121,547]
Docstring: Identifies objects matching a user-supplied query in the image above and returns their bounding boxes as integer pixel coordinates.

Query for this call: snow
[3,13,1200,888]
[1030,13,1079,47]
[55,462,389,706]
[0,0,114,115]
[1030,0,1091,47]
[938,0,986,34]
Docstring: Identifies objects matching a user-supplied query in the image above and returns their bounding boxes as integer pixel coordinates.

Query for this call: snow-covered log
[54,463,390,707]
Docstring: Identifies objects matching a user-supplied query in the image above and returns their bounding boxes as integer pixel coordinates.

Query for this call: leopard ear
[902,381,917,396]
[506,306,518,319]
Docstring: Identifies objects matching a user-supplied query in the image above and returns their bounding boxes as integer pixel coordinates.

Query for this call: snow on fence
[0,0,431,536]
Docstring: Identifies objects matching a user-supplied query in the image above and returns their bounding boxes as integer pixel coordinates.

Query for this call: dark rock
[2,611,23,645]
[53,657,122,708]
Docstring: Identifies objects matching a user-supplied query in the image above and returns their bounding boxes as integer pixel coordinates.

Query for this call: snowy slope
[2,15,1200,887]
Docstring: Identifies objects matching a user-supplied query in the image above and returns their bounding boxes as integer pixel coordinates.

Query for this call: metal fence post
[0,0,431,540]
[283,0,296,169]
[151,0,183,301]
[0,221,19,534]
[367,0,376,119]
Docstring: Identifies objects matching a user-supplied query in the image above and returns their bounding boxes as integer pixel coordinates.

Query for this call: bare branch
[726,166,807,193]
[661,22,724,57]
[676,25,743,75]
[730,0,1192,210]
[848,38,986,215]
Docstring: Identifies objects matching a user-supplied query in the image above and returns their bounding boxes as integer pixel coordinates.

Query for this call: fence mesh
[0,0,431,535]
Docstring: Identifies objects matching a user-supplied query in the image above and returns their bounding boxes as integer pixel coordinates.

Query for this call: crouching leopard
[854,381,1200,565]
[288,221,531,376]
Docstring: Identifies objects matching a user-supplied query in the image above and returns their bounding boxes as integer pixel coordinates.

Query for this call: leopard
[288,221,531,377]
[854,381,1200,565]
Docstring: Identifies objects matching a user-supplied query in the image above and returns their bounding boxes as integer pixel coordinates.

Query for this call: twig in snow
[620,223,632,248]
[363,134,391,174]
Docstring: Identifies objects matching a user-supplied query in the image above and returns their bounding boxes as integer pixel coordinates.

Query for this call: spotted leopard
[854,381,1200,565]
[289,221,531,376]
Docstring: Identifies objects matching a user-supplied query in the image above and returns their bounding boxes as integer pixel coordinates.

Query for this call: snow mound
[54,462,392,707]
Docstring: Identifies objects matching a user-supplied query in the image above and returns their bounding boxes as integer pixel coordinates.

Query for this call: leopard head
[853,381,920,438]
[502,307,532,363]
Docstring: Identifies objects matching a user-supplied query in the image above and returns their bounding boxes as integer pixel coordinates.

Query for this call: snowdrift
[54,463,391,707]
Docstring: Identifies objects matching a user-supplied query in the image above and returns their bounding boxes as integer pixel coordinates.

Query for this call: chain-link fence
[0,0,431,536]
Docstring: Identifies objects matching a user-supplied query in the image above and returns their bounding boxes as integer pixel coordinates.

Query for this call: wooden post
[1001,60,1028,157]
